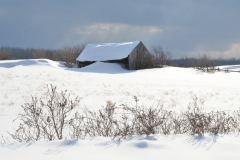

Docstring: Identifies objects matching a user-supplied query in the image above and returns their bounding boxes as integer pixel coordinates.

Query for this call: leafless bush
[68,112,85,139]
[9,85,81,142]
[207,111,234,134]
[182,97,210,136]
[232,110,240,132]
[171,112,186,134]
[9,89,240,142]
[181,96,236,136]
[121,96,173,135]
[69,101,123,139]
[71,96,173,138]
[83,103,120,137]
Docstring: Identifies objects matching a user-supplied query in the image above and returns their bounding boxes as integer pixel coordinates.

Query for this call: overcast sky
[1,0,240,58]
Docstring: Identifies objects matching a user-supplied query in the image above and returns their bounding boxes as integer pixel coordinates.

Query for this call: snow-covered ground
[218,65,240,71]
[0,59,240,160]
[1,134,240,160]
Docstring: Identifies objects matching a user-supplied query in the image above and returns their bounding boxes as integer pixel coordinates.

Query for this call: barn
[76,41,153,70]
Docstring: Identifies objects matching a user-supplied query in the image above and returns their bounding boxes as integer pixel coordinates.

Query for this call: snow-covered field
[0,59,240,160]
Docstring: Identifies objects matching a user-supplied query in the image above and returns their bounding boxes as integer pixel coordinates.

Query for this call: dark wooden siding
[77,61,95,68]
[104,57,129,69]
[128,42,153,70]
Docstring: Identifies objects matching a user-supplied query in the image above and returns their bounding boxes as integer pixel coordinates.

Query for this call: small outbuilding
[76,41,153,70]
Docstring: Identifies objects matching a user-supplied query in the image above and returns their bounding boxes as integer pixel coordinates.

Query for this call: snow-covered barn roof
[76,41,140,61]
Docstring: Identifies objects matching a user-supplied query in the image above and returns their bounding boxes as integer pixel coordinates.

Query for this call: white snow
[76,41,140,61]
[0,59,66,68]
[69,61,131,74]
[218,65,240,71]
[1,135,240,160]
[1,59,240,160]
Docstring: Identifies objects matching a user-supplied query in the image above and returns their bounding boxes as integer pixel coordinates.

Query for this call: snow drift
[1,59,240,160]
[0,59,65,68]
[72,62,130,74]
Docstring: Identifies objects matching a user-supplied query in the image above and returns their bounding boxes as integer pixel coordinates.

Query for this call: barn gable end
[128,41,153,70]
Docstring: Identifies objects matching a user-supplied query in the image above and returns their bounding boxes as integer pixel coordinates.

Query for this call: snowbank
[1,135,240,160]
[69,62,131,74]
[0,59,65,68]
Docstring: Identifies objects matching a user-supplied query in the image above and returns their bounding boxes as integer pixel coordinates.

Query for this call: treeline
[150,47,240,68]
[1,45,240,68]
[0,45,85,67]
[171,55,240,68]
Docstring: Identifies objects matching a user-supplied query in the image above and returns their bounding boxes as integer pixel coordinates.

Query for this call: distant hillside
[171,58,240,67]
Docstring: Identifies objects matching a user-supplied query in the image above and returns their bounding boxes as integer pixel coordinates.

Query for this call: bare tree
[32,49,47,59]
[0,49,12,60]
[150,45,172,67]
[59,45,85,68]
[194,54,216,71]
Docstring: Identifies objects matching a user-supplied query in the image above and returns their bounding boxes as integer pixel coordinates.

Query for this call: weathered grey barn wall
[128,42,153,70]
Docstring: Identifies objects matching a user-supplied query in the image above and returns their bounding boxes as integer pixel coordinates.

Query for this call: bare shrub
[232,110,240,132]
[182,97,210,136]
[68,101,121,139]
[116,109,135,138]
[68,112,85,139]
[82,102,120,137]
[68,97,174,138]
[120,96,173,135]
[9,85,81,142]
[207,111,234,134]
[182,96,236,136]
[9,90,240,142]
[171,112,186,134]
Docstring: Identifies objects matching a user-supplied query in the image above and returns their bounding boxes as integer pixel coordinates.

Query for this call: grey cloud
[1,0,240,58]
